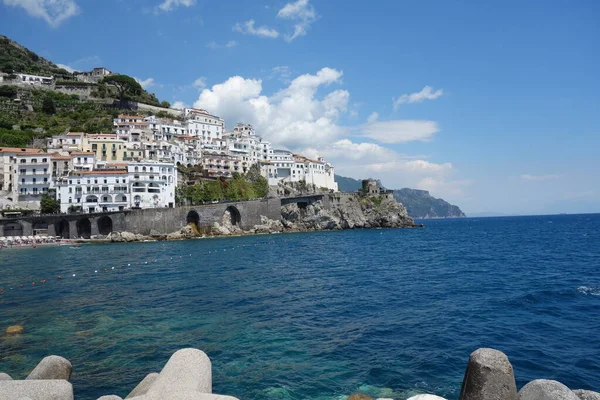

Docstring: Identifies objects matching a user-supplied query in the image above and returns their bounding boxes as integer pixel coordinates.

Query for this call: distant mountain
[392,188,465,218]
[335,175,363,192]
[334,175,466,219]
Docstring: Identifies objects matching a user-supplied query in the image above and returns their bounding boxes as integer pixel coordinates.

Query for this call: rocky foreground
[0,343,596,400]
[105,196,420,243]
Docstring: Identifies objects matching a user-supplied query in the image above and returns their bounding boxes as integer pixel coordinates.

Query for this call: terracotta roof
[0,147,42,154]
[51,155,73,160]
[80,169,128,175]
[66,132,84,136]
[70,151,94,155]
[117,115,143,119]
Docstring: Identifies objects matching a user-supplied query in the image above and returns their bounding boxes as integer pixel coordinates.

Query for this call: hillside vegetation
[0,35,72,78]
[0,35,172,147]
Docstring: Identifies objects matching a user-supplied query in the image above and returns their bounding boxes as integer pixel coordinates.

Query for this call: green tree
[101,74,143,101]
[0,85,17,98]
[160,100,171,108]
[40,194,60,214]
[41,96,56,115]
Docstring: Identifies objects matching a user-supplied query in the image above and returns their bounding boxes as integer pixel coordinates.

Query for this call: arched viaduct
[0,198,283,239]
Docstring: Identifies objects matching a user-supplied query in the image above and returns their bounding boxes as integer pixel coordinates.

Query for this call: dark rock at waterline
[26,355,72,381]
[574,390,600,400]
[347,394,374,400]
[459,348,517,400]
[517,380,579,400]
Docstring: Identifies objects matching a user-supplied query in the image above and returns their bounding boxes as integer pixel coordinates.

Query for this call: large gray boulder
[459,348,517,400]
[97,396,123,400]
[147,349,212,396]
[574,390,600,400]
[26,355,72,381]
[126,373,159,398]
[518,380,579,400]
[0,380,73,400]
[0,374,11,381]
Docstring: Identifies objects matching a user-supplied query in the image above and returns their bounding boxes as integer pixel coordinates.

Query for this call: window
[42,158,47,162]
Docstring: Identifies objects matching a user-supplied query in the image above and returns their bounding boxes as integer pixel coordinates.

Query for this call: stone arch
[224,206,241,227]
[76,218,92,239]
[3,221,23,236]
[57,219,70,239]
[186,210,200,228]
[32,220,49,235]
[97,216,113,235]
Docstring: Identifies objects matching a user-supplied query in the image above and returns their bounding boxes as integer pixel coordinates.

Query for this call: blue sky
[2,0,599,215]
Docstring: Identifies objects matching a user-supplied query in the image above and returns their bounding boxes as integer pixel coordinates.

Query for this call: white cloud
[277,0,317,42]
[193,77,206,89]
[367,112,379,124]
[361,120,439,144]
[194,68,347,149]
[393,86,443,109]
[207,40,237,49]
[270,66,292,82]
[135,77,155,89]
[172,101,187,109]
[520,174,562,182]
[3,0,80,27]
[416,177,473,197]
[156,0,195,13]
[233,19,279,39]
[319,139,397,162]
[57,63,76,73]
[192,67,465,200]
[367,159,453,174]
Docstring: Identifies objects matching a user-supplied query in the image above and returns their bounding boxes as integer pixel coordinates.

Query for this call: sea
[0,214,599,399]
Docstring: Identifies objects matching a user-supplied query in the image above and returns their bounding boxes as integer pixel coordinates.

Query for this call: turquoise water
[1,214,599,399]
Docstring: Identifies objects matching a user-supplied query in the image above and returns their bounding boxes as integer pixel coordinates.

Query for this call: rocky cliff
[334,175,465,219]
[280,196,417,231]
[392,188,465,219]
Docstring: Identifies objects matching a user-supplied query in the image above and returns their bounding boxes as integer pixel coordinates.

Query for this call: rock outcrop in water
[280,196,417,231]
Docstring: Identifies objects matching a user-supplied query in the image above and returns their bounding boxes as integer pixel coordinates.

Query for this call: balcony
[19,171,50,176]
[19,181,49,186]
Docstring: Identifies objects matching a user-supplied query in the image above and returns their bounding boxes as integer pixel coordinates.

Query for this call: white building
[11,152,51,202]
[184,108,225,144]
[0,147,43,192]
[55,169,130,213]
[127,161,177,209]
[48,132,85,152]
[15,73,53,86]
[263,150,337,191]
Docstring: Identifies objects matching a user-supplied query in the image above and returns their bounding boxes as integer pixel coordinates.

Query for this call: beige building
[82,134,127,162]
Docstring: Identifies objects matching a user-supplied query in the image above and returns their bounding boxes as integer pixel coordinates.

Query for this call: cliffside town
[0,109,338,213]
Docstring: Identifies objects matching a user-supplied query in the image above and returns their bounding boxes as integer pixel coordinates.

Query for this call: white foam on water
[577,286,600,296]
